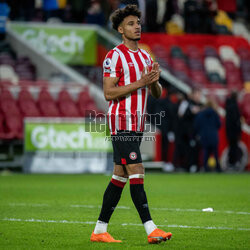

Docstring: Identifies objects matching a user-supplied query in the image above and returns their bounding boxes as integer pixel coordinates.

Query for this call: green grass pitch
[0,173,249,249]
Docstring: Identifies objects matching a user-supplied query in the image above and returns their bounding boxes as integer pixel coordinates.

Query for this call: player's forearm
[104,80,144,101]
[150,81,162,99]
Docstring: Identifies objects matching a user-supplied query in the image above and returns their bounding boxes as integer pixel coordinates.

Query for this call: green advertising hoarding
[25,120,112,152]
[10,23,96,65]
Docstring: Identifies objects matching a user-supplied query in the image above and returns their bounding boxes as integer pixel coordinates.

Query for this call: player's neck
[123,39,138,52]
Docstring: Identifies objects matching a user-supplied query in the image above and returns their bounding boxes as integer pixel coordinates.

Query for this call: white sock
[93,220,108,234]
[144,220,157,235]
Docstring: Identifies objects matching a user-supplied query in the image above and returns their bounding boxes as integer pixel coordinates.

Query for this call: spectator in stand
[43,0,60,21]
[67,0,90,23]
[201,0,218,34]
[17,0,35,21]
[0,0,10,40]
[194,99,221,172]
[146,0,176,32]
[184,0,217,34]
[225,91,242,168]
[174,89,202,172]
[6,0,18,20]
[86,0,106,26]
[173,92,189,170]
[183,0,202,33]
[246,0,250,26]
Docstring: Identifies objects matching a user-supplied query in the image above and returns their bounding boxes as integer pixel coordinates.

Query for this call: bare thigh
[125,163,145,176]
[113,164,128,178]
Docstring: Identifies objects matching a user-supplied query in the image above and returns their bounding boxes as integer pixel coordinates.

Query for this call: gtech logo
[22,29,84,54]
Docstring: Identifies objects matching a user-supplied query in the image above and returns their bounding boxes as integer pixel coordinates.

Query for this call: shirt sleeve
[103,50,122,78]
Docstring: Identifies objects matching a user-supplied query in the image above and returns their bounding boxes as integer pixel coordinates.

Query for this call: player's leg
[91,164,127,242]
[96,164,128,227]
[125,163,172,244]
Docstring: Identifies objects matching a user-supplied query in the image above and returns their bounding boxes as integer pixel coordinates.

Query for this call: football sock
[93,220,108,234]
[129,174,153,224]
[95,175,127,232]
[144,220,157,235]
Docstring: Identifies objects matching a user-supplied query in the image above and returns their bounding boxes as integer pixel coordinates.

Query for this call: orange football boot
[90,232,122,243]
[148,228,172,244]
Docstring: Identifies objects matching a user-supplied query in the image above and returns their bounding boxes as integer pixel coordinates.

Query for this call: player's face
[119,15,141,41]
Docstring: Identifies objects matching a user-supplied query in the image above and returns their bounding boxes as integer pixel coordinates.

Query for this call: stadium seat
[58,100,80,117]
[19,99,41,117]
[0,89,15,101]
[204,57,225,80]
[38,88,54,102]
[226,71,242,83]
[78,96,98,117]
[0,80,13,87]
[242,104,250,125]
[0,99,21,117]
[0,113,15,139]
[58,89,73,102]
[186,46,202,59]
[241,60,250,73]
[5,115,23,139]
[38,89,60,117]
[170,46,185,58]
[243,72,250,82]
[188,58,203,70]
[39,101,61,117]
[236,47,250,60]
[223,61,238,72]
[208,72,224,84]
[204,46,218,57]
[18,89,34,101]
[57,89,80,117]
[219,46,240,67]
[0,65,19,84]
[77,89,93,105]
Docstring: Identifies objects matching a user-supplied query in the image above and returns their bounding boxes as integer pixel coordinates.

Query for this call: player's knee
[113,164,128,178]
[126,163,144,176]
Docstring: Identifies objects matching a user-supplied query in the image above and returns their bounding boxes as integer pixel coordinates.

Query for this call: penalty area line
[1,218,250,231]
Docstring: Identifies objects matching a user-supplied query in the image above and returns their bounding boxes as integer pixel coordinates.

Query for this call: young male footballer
[90,4,172,244]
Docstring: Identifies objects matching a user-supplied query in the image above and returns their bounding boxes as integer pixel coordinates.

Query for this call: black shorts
[111,130,143,165]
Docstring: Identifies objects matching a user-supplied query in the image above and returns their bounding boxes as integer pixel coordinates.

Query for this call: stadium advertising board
[23,119,113,173]
[10,23,96,65]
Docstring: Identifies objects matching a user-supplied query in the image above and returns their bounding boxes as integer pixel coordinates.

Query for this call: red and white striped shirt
[103,44,153,135]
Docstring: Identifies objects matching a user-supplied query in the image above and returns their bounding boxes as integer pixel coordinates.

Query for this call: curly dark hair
[110,4,141,31]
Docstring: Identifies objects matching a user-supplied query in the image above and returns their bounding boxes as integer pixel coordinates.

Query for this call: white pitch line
[1,218,250,231]
[8,203,49,207]
[8,203,250,215]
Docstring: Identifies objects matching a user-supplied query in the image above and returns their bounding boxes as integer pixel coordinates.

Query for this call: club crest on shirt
[129,152,137,160]
[128,62,134,67]
[145,59,151,66]
[103,58,112,69]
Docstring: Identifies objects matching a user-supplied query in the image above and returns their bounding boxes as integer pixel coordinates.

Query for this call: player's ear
[118,25,123,35]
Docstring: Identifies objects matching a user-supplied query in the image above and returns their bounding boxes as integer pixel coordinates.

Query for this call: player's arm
[104,68,159,101]
[149,62,162,99]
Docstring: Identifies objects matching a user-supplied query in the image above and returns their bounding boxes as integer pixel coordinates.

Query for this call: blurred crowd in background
[147,87,242,172]
[1,0,250,35]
